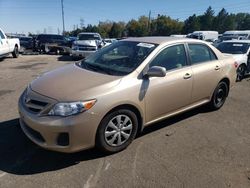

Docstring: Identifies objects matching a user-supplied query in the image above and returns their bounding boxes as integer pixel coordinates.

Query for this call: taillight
[234,61,238,68]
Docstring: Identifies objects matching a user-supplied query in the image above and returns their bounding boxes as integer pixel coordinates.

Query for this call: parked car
[217,40,250,80]
[19,36,33,52]
[34,34,70,54]
[19,37,236,153]
[71,32,104,59]
[0,28,20,58]
[103,38,118,46]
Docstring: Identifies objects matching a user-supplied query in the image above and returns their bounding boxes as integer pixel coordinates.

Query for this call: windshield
[78,34,101,40]
[79,41,157,76]
[20,37,32,41]
[187,34,203,40]
[217,42,250,54]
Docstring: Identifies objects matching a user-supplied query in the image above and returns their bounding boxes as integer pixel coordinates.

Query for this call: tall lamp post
[61,0,65,35]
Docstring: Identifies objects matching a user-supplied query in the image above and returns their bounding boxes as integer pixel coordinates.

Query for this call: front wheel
[12,46,19,58]
[208,81,228,110]
[96,109,138,153]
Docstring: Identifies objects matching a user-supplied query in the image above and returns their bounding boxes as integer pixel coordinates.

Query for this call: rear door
[0,30,10,55]
[187,43,222,103]
[144,44,193,123]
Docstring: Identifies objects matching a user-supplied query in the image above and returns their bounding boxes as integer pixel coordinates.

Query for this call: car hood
[74,40,97,47]
[30,64,122,101]
[231,54,248,64]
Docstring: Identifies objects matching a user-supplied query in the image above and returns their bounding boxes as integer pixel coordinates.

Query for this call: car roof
[222,40,250,43]
[78,32,100,35]
[122,36,203,45]
[38,34,62,36]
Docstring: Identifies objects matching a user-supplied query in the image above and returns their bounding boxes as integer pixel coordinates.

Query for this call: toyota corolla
[19,37,237,153]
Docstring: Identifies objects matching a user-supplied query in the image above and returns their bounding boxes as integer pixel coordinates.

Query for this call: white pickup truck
[0,28,20,58]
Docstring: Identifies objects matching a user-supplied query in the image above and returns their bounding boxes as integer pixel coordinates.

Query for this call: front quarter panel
[88,74,145,130]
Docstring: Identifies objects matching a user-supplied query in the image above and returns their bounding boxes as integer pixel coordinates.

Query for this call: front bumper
[71,50,95,58]
[18,92,101,153]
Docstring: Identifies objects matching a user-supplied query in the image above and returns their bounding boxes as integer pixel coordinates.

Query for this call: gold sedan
[19,37,237,153]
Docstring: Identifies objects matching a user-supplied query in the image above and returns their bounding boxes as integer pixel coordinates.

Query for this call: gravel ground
[0,54,250,188]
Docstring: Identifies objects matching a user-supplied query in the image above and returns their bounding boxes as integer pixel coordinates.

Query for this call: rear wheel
[208,81,228,110]
[236,64,246,81]
[12,46,19,58]
[96,109,138,153]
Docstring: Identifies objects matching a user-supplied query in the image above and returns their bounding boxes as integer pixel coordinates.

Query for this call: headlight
[48,100,96,116]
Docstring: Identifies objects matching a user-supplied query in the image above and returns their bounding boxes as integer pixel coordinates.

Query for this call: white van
[187,31,218,42]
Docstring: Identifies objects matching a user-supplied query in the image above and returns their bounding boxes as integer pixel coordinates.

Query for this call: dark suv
[34,34,71,54]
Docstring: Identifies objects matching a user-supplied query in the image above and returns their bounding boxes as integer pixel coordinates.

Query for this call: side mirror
[144,66,166,78]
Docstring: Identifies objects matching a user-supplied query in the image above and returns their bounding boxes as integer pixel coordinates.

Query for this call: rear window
[78,34,101,40]
[37,35,63,40]
[217,42,250,54]
[50,35,64,40]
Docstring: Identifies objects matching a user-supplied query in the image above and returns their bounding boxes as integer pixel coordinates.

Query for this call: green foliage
[64,7,250,38]
[182,14,200,34]
[109,22,126,38]
[200,6,214,30]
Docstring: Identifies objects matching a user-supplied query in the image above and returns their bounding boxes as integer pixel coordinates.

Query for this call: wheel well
[220,77,230,96]
[104,104,143,134]
[239,63,247,68]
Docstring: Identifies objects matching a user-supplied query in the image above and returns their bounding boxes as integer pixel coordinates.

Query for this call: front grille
[29,99,48,106]
[78,45,96,51]
[22,121,45,143]
[24,98,48,114]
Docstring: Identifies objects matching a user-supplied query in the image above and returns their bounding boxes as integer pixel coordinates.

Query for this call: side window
[0,31,5,39]
[188,44,217,65]
[209,48,217,61]
[149,44,187,71]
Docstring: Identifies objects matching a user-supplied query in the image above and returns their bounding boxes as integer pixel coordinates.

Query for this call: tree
[150,15,182,36]
[109,22,126,38]
[235,13,250,30]
[126,19,141,37]
[182,14,200,34]
[98,21,113,38]
[200,6,215,30]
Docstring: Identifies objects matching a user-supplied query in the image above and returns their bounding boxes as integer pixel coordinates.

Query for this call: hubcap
[104,114,133,147]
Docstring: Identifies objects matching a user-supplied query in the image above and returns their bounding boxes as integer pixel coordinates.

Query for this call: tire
[96,109,138,153]
[12,46,19,58]
[208,81,229,110]
[236,64,246,81]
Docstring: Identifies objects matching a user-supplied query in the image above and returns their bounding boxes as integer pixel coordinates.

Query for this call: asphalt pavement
[0,55,250,188]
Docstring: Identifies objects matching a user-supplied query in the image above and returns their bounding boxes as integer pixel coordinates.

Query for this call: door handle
[183,73,192,79]
[215,65,220,70]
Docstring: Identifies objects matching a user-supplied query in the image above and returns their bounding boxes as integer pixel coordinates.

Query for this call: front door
[0,30,9,55]
[144,44,193,124]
